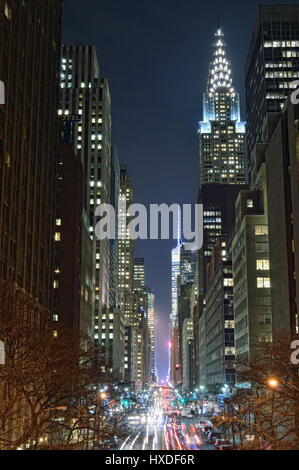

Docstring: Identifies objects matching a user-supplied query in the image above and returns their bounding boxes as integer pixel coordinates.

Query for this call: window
[255,225,268,236]
[56,218,62,226]
[53,331,58,338]
[54,232,61,242]
[225,320,235,329]
[53,314,59,322]
[257,277,271,288]
[247,199,254,208]
[5,3,11,20]
[225,347,235,356]
[53,280,59,289]
[256,260,270,270]
[224,278,234,287]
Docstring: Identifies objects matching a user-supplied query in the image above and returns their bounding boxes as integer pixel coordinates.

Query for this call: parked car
[207,431,222,444]
[215,439,232,450]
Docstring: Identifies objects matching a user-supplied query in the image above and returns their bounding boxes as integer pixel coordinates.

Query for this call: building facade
[0,0,62,324]
[58,46,112,350]
[265,101,299,337]
[246,4,299,183]
[232,168,273,372]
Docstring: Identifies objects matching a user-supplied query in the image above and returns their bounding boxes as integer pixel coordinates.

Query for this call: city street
[118,386,217,451]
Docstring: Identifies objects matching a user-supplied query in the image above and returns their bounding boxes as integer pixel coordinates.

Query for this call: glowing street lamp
[267,378,279,389]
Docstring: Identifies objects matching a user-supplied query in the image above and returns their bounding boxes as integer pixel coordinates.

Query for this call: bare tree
[0,315,126,450]
[213,331,299,450]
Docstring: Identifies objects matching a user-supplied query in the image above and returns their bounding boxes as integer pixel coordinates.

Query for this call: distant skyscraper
[58,46,112,347]
[199,28,247,187]
[119,166,134,322]
[134,258,146,293]
[109,145,120,309]
[148,288,156,382]
[246,4,299,183]
[171,244,181,331]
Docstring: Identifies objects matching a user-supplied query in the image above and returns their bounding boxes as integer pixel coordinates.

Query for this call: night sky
[63,0,299,380]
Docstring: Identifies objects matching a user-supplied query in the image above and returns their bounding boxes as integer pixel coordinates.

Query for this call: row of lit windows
[264,40,299,48]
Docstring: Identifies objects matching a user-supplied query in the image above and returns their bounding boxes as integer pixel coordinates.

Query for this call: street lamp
[267,378,279,389]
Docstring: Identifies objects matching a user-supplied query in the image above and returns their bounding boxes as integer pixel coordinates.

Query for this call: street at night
[0,0,298,458]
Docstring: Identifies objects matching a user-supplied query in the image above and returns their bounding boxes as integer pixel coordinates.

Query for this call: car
[203,424,213,434]
[215,439,232,450]
[207,431,222,444]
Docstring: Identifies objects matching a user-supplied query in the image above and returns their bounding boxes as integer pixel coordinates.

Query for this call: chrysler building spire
[207,28,234,96]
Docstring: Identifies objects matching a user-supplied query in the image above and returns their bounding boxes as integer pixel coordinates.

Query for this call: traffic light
[123,399,130,408]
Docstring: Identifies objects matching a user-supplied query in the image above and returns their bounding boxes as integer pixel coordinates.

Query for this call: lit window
[53,280,59,289]
[255,225,268,236]
[256,260,270,271]
[257,277,271,289]
[56,218,62,226]
[247,199,254,208]
[53,314,59,322]
[53,331,58,338]
[54,232,61,242]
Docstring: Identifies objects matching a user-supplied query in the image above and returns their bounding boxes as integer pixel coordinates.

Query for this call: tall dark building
[265,100,299,337]
[198,184,246,293]
[246,4,299,183]
[53,123,84,334]
[0,0,62,322]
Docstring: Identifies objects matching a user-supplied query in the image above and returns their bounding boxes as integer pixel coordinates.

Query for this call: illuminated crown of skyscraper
[207,28,234,96]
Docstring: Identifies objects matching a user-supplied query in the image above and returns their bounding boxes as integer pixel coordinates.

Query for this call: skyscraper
[119,166,136,385]
[170,243,193,386]
[148,288,156,383]
[134,258,146,293]
[246,4,299,183]
[119,166,134,322]
[170,221,182,384]
[265,101,299,337]
[199,28,247,187]
[198,28,248,293]
[109,145,120,309]
[58,46,112,346]
[0,0,62,322]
